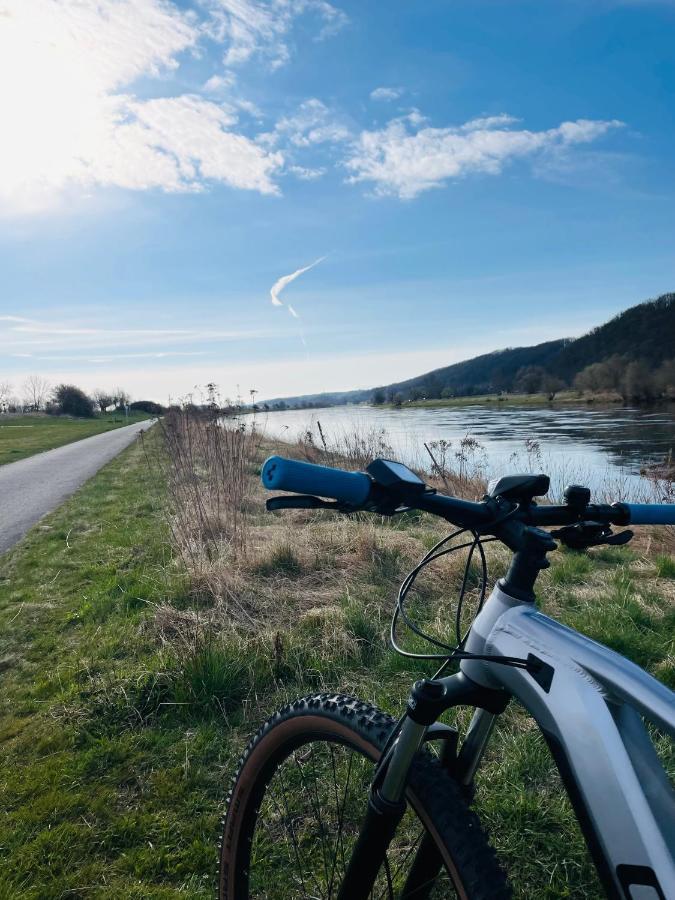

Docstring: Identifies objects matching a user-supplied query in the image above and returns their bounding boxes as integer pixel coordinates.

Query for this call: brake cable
[390,499,530,666]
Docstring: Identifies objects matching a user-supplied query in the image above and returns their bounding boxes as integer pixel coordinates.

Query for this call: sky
[1,0,674,403]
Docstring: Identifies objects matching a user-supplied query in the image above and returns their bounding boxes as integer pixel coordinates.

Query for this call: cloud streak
[0,314,283,352]
[270,257,326,307]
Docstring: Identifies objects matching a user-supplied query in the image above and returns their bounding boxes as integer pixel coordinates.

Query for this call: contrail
[270,256,325,309]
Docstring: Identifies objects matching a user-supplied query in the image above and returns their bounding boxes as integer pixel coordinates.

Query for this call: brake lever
[551,521,634,550]
[266,495,354,512]
[266,494,414,516]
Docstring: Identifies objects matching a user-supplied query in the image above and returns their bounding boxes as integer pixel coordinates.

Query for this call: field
[0,420,673,898]
[0,412,152,466]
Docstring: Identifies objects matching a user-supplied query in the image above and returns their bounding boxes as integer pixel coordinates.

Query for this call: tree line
[370,355,675,405]
[0,377,164,417]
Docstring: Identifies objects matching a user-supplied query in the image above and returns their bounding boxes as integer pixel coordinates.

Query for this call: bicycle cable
[389,501,537,672]
[374,500,540,783]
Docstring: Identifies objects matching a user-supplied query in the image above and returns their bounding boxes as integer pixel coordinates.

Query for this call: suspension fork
[337,674,508,900]
[400,708,498,899]
[335,706,430,900]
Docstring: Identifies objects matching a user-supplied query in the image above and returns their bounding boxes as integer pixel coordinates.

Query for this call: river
[252,403,675,501]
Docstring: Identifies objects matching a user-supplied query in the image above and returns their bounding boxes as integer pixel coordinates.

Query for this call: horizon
[2,1,675,403]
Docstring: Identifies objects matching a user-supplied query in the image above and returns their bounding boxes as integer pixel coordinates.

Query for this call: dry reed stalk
[148,408,264,622]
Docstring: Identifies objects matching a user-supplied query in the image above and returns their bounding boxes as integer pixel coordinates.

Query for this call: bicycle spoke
[247,737,457,899]
[327,743,350,897]
[293,750,331,890]
[376,828,425,899]
[276,765,323,899]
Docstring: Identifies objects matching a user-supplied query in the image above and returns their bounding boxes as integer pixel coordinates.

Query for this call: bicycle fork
[336,674,507,900]
[335,709,428,900]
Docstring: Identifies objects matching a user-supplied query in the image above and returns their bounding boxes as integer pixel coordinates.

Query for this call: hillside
[264,293,675,408]
[551,293,675,381]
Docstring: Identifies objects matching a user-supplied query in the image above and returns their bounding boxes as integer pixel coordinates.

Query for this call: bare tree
[93,388,114,413]
[0,381,12,412]
[22,375,50,412]
[621,360,655,402]
[541,374,566,402]
[112,387,131,409]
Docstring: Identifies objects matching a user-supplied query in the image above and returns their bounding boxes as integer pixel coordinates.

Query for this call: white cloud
[271,98,351,147]
[117,96,282,193]
[370,87,403,102]
[206,0,348,70]
[345,114,624,198]
[203,72,238,93]
[0,0,332,213]
[0,2,626,215]
[459,114,519,131]
[289,165,326,180]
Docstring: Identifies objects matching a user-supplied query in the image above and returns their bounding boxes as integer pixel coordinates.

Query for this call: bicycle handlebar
[621,503,675,525]
[261,455,675,530]
[262,455,372,507]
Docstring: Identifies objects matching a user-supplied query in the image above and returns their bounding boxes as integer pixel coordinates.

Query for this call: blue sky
[1,0,674,402]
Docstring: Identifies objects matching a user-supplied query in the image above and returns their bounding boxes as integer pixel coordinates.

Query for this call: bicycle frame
[339,583,675,900]
[466,593,675,900]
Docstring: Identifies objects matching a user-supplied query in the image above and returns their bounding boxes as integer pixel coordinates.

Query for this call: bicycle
[218,455,675,899]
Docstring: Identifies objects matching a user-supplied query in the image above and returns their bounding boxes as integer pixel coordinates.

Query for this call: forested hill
[264,293,675,408]
[550,293,675,381]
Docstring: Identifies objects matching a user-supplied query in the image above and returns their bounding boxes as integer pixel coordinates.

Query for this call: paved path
[0,420,152,556]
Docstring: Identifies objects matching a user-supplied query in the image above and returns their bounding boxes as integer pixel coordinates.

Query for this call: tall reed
[157,407,261,567]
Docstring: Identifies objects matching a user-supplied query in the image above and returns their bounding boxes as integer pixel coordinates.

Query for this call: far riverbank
[388,390,675,410]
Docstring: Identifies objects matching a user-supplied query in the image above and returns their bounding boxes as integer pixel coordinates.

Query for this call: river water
[253,403,675,501]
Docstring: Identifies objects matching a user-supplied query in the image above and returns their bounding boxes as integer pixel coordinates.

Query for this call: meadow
[0,414,672,898]
[0,412,151,466]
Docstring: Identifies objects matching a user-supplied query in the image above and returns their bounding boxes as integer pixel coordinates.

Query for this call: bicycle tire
[218,692,511,899]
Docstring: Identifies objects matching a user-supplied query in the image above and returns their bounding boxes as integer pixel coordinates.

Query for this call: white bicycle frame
[460,584,675,900]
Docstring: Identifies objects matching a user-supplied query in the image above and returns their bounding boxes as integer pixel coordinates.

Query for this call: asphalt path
[0,420,152,556]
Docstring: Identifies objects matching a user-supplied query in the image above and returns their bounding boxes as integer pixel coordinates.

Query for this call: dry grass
[141,410,477,663]
[150,408,674,650]
[146,408,265,622]
[159,407,262,555]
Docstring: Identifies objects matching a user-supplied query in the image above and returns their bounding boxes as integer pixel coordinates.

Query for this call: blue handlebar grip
[261,456,372,506]
[625,503,675,526]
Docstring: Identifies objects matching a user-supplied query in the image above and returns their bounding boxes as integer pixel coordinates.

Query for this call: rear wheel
[218,693,511,899]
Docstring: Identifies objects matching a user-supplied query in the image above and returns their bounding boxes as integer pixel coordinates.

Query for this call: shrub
[52,384,95,418]
[130,400,165,415]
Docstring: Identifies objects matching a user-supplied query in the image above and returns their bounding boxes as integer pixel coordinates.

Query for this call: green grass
[655,553,675,578]
[254,541,303,577]
[393,390,623,409]
[0,433,673,898]
[0,412,152,465]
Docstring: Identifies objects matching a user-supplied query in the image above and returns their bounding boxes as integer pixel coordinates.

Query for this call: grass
[655,553,675,578]
[396,390,625,409]
[0,424,673,898]
[0,411,152,465]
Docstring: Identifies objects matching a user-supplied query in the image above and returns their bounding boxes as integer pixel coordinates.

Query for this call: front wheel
[218,693,510,899]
